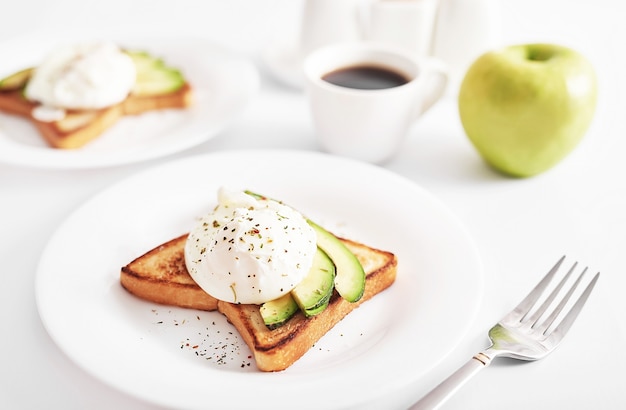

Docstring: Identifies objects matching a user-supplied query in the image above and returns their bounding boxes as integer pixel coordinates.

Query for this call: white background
[1,1,625,409]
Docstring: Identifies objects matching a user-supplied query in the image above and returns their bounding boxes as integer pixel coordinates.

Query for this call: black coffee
[322,65,410,90]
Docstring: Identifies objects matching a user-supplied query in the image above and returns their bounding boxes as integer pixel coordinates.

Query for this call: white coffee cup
[303,42,449,163]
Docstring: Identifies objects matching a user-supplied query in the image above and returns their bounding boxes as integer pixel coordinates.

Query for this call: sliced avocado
[308,220,365,303]
[125,50,165,72]
[260,292,299,330]
[243,190,366,304]
[0,67,34,91]
[133,67,184,96]
[304,299,330,318]
[291,247,335,315]
[125,50,185,96]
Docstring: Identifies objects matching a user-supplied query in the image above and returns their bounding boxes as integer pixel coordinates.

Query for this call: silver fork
[411,256,600,410]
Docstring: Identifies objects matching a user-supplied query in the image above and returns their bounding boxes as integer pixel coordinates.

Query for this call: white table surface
[1,1,625,409]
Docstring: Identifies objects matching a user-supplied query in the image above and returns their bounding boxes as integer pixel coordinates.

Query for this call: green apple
[458,43,597,177]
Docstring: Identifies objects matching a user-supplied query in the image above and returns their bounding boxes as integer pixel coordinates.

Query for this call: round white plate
[35,149,484,410]
[0,34,259,169]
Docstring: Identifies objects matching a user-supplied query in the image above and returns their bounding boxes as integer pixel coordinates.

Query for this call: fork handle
[410,352,493,410]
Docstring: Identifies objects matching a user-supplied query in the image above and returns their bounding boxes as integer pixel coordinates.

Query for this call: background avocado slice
[0,67,34,91]
[125,50,185,96]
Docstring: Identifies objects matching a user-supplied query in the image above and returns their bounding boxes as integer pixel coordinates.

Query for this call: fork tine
[545,271,599,344]
[526,261,577,327]
[534,266,586,334]
[504,255,565,323]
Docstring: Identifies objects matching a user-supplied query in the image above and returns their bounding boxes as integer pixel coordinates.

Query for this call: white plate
[35,149,484,410]
[0,33,259,169]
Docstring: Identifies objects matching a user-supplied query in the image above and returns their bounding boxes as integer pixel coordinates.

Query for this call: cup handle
[415,57,450,118]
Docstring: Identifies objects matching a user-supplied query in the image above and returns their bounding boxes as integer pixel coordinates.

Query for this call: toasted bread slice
[0,83,193,149]
[120,233,397,371]
[121,234,219,311]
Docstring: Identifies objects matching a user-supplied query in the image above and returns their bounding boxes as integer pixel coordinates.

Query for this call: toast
[0,83,193,149]
[120,233,397,371]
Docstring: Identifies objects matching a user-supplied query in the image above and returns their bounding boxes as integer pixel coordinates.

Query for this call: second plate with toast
[0,33,259,169]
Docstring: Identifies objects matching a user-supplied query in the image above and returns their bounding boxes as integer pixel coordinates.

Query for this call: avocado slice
[260,247,335,328]
[260,292,300,330]
[304,299,330,318]
[308,220,365,303]
[243,190,366,304]
[291,247,335,315]
[125,50,165,72]
[0,67,34,91]
[125,50,185,96]
[133,67,184,96]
